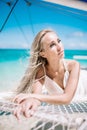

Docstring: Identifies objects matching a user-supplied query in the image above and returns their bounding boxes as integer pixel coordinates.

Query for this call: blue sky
[0,0,87,49]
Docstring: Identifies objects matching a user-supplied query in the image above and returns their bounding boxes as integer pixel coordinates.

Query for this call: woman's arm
[64,60,80,102]
[29,60,80,104]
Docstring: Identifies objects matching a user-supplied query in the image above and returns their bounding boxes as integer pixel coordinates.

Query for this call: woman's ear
[39,51,46,58]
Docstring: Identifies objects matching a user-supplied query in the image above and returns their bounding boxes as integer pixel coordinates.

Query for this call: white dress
[43,59,87,102]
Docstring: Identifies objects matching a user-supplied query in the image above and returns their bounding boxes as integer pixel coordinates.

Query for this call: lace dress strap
[63,59,69,88]
[42,64,46,76]
[63,59,68,71]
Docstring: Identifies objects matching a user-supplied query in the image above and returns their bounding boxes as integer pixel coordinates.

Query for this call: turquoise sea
[0,49,87,91]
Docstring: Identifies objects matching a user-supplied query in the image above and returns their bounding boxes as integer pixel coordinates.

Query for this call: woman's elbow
[64,99,71,105]
[54,95,72,105]
[62,95,72,105]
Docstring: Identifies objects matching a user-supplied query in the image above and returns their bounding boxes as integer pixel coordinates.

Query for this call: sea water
[0,49,87,91]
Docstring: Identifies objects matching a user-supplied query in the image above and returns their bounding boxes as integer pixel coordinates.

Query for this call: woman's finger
[31,103,38,112]
[13,94,30,104]
[22,100,32,117]
[15,97,25,104]
[13,105,22,120]
[13,94,21,102]
[25,102,38,117]
[24,105,31,118]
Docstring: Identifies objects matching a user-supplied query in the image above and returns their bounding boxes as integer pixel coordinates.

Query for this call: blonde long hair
[16,29,54,94]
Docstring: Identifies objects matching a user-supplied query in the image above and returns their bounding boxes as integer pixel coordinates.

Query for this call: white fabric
[73,70,87,101]
[43,60,87,102]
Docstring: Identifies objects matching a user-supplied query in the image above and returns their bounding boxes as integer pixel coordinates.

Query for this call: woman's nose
[57,44,62,51]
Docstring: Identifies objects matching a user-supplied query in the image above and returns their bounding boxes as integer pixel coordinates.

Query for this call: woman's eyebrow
[47,40,56,45]
[50,38,60,44]
[47,37,59,45]
[57,38,60,41]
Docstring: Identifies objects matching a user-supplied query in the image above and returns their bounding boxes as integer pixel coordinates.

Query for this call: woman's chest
[46,71,65,90]
[53,74,65,90]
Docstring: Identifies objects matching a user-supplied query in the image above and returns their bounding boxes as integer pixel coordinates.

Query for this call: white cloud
[79,42,87,48]
[72,31,87,37]
[64,40,87,49]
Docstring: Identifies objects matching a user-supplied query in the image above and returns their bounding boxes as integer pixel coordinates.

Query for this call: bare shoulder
[65,59,80,72]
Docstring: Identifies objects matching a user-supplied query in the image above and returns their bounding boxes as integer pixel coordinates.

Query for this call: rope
[0,0,19,32]
[24,0,35,37]
[0,100,87,129]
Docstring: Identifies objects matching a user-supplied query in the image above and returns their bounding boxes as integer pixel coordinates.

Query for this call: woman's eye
[50,43,55,48]
[58,39,61,43]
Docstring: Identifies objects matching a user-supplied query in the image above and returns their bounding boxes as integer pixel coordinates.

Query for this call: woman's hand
[13,93,31,104]
[13,97,41,120]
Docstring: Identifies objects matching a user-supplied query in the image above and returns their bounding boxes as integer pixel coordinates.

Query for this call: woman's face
[40,32,64,62]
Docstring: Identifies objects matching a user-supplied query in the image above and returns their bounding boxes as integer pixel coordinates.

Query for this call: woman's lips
[58,50,64,56]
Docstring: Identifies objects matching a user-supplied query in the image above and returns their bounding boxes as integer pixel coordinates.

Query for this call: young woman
[13,29,87,119]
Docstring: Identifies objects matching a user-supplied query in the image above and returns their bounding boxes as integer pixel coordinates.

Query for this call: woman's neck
[46,59,64,76]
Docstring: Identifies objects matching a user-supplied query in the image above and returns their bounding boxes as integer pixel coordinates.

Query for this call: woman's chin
[60,53,64,59]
